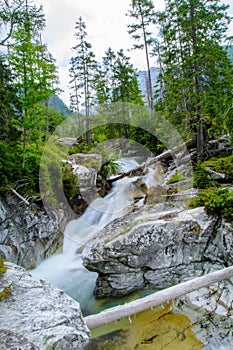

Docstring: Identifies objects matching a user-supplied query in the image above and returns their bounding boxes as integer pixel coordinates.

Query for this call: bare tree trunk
[84,266,233,329]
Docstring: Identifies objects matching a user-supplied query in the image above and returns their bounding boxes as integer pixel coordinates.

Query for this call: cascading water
[31,159,145,315]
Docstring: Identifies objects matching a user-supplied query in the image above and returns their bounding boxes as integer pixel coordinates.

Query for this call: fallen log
[84,266,233,329]
[108,152,171,185]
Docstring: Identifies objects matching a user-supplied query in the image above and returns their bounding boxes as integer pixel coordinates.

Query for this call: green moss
[0,257,7,274]
[0,255,12,301]
[0,284,12,301]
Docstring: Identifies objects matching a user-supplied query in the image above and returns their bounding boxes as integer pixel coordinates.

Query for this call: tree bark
[84,266,233,329]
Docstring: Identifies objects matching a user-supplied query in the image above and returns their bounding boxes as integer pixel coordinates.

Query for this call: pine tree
[0,0,45,46]
[8,4,58,167]
[156,0,233,159]
[127,0,156,112]
[111,49,144,105]
[94,48,144,106]
[70,17,97,144]
[0,54,21,141]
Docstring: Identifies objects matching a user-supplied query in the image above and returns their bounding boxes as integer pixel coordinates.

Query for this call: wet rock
[0,263,89,350]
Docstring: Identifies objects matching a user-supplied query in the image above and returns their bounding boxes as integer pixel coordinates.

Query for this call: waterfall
[31,159,143,314]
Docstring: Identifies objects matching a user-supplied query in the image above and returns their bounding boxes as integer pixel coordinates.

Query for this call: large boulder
[83,207,232,297]
[0,194,62,269]
[0,263,89,349]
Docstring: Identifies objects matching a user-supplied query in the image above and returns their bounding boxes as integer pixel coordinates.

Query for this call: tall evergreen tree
[8,4,58,167]
[0,54,21,141]
[94,48,144,106]
[127,0,156,112]
[70,17,97,144]
[156,0,233,159]
[0,0,45,46]
[111,49,144,105]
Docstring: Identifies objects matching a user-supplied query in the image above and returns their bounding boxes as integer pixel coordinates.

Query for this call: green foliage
[98,159,119,180]
[68,138,92,155]
[155,0,233,144]
[191,188,233,222]
[166,171,186,185]
[93,48,144,106]
[203,155,233,179]
[193,162,218,189]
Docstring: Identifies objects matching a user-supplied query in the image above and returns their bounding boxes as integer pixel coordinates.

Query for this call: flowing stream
[30,158,231,349]
[31,159,144,314]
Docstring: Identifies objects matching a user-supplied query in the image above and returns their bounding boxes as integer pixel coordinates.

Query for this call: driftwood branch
[84,266,233,329]
[12,189,30,205]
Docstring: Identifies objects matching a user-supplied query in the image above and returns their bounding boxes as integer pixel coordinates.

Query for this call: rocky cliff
[0,193,62,269]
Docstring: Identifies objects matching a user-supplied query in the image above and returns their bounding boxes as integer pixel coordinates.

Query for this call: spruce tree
[127,0,156,112]
[156,0,233,159]
[0,0,45,46]
[8,5,58,167]
[70,17,97,145]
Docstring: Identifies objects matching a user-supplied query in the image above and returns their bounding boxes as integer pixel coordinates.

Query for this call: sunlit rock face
[83,207,233,297]
[0,263,90,350]
[0,194,62,270]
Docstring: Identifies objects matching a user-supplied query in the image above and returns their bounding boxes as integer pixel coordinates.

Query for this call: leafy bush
[191,187,233,221]
[203,155,233,179]
[193,162,218,189]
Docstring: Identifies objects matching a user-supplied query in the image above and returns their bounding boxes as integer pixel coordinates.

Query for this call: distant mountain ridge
[48,95,71,116]
[137,67,159,103]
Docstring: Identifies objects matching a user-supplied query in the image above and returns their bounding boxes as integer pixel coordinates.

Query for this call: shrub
[203,155,233,179]
[193,162,218,189]
[191,187,233,222]
[62,165,79,200]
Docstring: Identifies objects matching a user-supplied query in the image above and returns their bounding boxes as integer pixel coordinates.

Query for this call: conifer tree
[70,17,97,144]
[127,0,156,112]
[8,4,58,167]
[0,0,45,46]
[94,48,144,106]
[156,0,233,159]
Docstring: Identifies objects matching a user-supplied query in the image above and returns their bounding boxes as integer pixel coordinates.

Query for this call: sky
[34,0,233,106]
